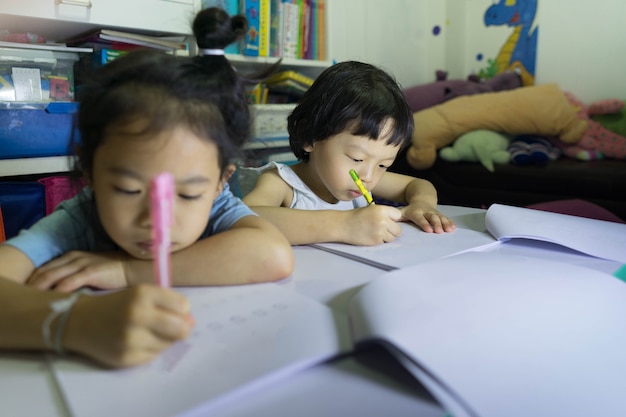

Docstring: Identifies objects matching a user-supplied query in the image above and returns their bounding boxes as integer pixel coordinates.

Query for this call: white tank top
[251,162,368,210]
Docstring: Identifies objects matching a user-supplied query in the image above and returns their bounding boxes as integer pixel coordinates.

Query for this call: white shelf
[0,156,73,177]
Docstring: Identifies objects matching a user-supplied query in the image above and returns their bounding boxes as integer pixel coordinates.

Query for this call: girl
[0,8,292,366]
[243,61,456,246]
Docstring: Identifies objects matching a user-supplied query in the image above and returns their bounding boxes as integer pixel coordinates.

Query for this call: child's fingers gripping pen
[150,172,174,288]
[349,169,374,205]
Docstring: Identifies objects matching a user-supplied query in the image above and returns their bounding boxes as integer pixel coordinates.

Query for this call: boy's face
[304,121,400,203]
[89,124,230,259]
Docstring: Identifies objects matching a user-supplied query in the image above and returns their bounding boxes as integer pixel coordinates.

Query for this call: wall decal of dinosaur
[484,0,538,86]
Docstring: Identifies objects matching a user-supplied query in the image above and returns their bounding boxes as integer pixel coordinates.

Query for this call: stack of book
[67,29,188,65]
[66,29,189,82]
[264,70,314,97]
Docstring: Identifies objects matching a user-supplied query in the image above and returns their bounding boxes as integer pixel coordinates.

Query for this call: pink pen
[150,172,174,288]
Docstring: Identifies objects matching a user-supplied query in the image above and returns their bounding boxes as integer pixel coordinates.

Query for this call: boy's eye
[113,186,140,195]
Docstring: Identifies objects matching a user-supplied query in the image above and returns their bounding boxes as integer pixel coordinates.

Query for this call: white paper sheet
[50,284,347,417]
[312,222,498,270]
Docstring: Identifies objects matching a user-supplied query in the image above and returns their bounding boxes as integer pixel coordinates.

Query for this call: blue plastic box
[0,102,79,159]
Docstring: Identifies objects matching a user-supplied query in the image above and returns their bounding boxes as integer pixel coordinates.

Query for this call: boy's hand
[343,204,404,245]
[399,204,457,234]
[26,251,129,292]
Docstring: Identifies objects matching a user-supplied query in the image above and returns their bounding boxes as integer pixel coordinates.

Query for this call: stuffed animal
[439,129,512,172]
[402,70,523,113]
[406,83,588,170]
[560,93,626,161]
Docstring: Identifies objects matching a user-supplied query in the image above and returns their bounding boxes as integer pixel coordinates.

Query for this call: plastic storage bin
[0,47,80,102]
[0,102,79,159]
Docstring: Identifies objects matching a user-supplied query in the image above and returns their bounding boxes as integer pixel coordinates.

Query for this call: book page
[485,203,626,263]
[350,252,626,417]
[50,284,347,417]
[312,222,498,270]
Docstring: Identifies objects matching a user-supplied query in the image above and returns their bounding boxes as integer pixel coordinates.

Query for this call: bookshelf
[0,0,332,176]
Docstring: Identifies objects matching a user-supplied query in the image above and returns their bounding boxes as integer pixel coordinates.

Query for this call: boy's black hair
[71,7,278,180]
[287,61,414,162]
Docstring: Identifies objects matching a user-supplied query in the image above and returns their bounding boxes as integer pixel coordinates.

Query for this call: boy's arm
[374,172,456,233]
[244,171,403,245]
[246,205,352,245]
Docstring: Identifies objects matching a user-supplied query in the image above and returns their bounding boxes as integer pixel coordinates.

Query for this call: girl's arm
[373,172,456,233]
[27,214,294,291]
[125,214,294,286]
[0,244,37,284]
[0,278,193,368]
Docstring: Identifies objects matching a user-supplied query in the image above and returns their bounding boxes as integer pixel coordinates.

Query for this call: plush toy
[559,93,626,161]
[402,70,523,113]
[406,83,588,170]
[439,129,512,172]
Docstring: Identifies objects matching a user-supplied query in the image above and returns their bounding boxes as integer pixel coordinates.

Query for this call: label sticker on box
[12,67,43,101]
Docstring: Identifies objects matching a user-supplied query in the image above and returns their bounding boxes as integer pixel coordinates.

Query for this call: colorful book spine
[317,0,325,60]
[269,0,283,57]
[281,0,299,59]
[241,0,260,56]
[258,0,271,57]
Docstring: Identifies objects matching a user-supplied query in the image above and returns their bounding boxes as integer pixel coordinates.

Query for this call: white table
[1,205,620,417]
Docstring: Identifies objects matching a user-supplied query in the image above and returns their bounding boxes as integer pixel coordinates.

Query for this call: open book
[313,203,626,270]
[350,251,626,417]
[485,203,626,264]
[48,283,349,417]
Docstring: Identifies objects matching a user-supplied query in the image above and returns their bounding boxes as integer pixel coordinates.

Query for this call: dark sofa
[390,147,626,222]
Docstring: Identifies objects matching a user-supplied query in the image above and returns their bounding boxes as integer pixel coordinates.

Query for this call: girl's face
[89,124,230,259]
[303,121,400,203]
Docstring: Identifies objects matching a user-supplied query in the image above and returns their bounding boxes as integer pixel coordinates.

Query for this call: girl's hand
[399,204,457,234]
[343,204,404,245]
[26,251,129,292]
[65,285,194,368]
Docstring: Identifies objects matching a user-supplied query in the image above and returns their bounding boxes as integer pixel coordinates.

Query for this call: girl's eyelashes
[113,186,140,195]
[178,193,202,201]
[112,185,201,200]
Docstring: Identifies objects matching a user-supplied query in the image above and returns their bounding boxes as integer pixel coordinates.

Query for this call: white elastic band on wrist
[42,290,86,354]
[200,48,225,56]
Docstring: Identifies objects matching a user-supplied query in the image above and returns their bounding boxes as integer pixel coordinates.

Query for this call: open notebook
[48,284,349,417]
[484,203,626,263]
[350,251,626,417]
[313,203,626,270]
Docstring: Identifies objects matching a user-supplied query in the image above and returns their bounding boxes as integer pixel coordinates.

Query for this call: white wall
[326,0,445,89]
[327,0,626,102]
[534,0,626,102]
